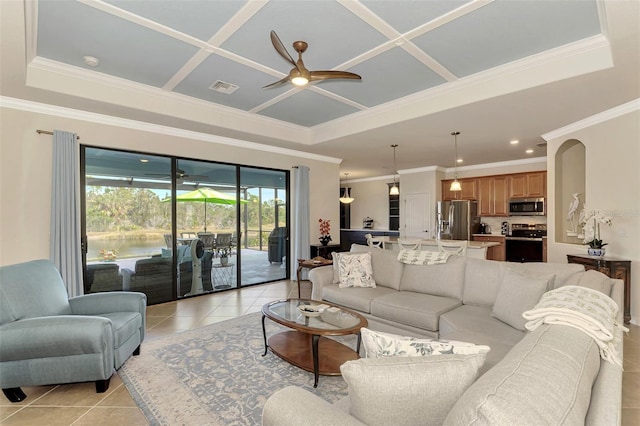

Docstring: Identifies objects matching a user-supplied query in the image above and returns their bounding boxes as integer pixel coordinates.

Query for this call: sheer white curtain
[292,166,310,279]
[50,130,83,297]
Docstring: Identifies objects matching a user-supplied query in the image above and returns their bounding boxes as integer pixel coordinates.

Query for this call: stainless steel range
[506,223,547,262]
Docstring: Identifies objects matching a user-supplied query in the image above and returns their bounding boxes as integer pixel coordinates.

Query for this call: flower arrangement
[318,218,331,245]
[580,210,612,249]
[99,249,118,262]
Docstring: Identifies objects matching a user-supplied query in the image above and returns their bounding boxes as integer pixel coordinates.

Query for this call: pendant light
[450,132,462,192]
[390,144,399,195]
[339,173,354,204]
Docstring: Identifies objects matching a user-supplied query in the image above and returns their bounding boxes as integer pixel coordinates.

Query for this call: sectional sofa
[262,244,625,425]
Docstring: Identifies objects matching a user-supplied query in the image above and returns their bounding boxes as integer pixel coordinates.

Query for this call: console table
[567,254,632,324]
[310,243,341,260]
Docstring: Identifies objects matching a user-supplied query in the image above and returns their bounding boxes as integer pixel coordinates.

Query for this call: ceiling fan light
[291,76,309,86]
[389,184,399,195]
[450,179,462,191]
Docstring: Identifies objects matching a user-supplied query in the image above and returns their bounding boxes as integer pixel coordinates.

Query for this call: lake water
[87,238,165,261]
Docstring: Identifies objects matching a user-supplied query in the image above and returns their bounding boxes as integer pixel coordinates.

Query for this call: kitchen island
[375,236,500,259]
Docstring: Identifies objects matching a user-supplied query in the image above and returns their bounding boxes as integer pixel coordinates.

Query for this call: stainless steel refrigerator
[436,200,480,240]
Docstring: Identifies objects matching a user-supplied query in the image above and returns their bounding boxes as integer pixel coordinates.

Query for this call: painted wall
[546,106,640,325]
[343,179,391,230]
[0,106,340,267]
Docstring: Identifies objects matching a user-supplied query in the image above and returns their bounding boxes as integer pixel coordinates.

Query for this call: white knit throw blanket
[522,285,628,367]
[397,249,452,265]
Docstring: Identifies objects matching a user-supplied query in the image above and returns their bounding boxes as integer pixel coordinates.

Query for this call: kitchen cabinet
[477,176,509,217]
[442,178,477,201]
[566,254,631,324]
[509,172,546,198]
[472,235,505,261]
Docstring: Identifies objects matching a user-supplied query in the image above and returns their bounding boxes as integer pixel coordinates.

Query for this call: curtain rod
[36,129,80,140]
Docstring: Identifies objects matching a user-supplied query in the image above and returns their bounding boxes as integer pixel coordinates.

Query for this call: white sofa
[262,244,625,425]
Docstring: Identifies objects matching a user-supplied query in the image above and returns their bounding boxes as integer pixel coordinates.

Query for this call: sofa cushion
[98,312,142,348]
[505,261,584,289]
[360,328,490,358]
[350,244,404,290]
[371,292,461,332]
[341,354,486,426]
[462,258,503,306]
[559,269,613,296]
[444,324,601,426]
[439,305,524,370]
[337,252,376,288]
[490,269,547,331]
[322,284,396,314]
[399,255,466,299]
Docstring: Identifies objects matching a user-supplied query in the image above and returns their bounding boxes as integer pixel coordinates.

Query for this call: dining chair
[437,240,468,256]
[398,239,422,250]
[365,233,384,249]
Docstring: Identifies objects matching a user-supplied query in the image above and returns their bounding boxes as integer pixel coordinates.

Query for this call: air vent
[209,80,239,94]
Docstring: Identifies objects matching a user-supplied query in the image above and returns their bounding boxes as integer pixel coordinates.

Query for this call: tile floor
[1,279,639,425]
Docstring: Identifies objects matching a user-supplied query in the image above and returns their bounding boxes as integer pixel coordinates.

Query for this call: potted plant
[580,210,613,256]
[318,218,331,246]
[217,246,232,265]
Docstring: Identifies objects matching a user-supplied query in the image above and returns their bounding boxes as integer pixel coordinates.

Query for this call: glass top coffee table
[261,299,368,387]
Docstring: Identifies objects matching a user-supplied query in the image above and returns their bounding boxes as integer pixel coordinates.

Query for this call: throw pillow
[331,251,359,284]
[491,269,548,331]
[559,269,613,296]
[338,252,376,288]
[361,328,490,358]
[341,354,486,426]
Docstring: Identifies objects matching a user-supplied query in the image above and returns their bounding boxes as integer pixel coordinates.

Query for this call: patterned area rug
[119,312,350,425]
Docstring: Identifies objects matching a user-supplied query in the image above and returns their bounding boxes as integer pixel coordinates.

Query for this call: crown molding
[26,57,313,144]
[542,98,640,141]
[311,34,612,143]
[0,96,342,164]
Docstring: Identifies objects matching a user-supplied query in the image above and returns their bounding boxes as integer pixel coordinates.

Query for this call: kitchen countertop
[376,236,500,249]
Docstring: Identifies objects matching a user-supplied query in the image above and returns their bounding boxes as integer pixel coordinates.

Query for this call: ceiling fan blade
[310,70,362,82]
[270,30,296,66]
[262,76,291,89]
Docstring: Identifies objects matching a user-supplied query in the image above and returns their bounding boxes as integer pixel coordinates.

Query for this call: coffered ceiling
[1,0,638,178]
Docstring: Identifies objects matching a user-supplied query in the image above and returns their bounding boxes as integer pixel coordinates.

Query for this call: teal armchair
[0,259,146,402]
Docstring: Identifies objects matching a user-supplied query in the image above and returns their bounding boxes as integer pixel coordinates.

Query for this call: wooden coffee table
[261,299,368,387]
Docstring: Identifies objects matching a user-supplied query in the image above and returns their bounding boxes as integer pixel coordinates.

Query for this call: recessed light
[457,158,463,163]
[140,159,149,163]
[510,140,519,145]
[525,149,534,154]
[83,55,99,67]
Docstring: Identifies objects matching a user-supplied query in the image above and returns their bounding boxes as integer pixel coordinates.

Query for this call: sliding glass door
[239,167,288,286]
[83,148,174,304]
[82,147,289,304]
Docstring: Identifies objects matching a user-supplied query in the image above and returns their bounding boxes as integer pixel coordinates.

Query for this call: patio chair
[197,232,216,251]
[215,233,233,257]
[163,233,173,248]
[0,259,146,402]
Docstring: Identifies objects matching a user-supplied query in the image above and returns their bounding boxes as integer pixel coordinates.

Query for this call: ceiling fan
[145,169,208,181]
[263,30,361,89]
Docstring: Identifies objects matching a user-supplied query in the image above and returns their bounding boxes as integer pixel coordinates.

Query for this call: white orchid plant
[580,210,613,249]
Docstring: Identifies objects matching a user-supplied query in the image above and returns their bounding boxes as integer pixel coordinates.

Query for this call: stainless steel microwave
[509,198,545,216]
